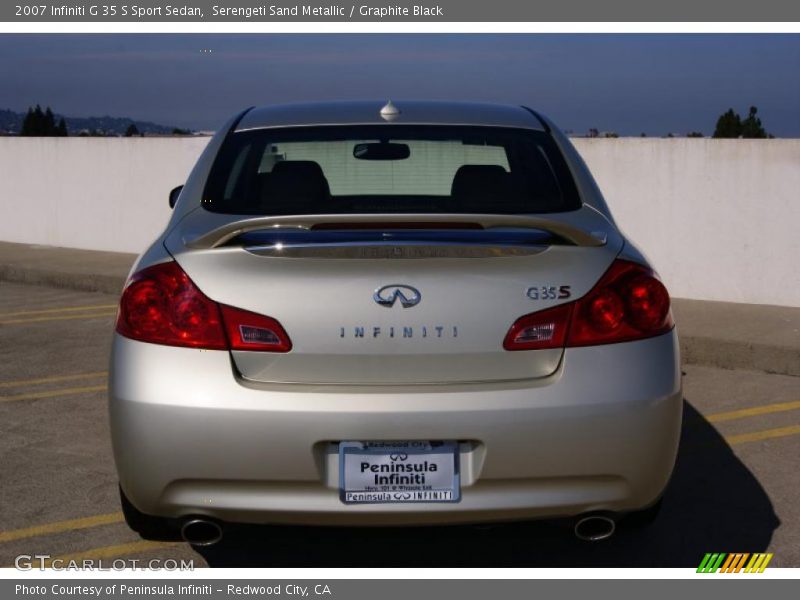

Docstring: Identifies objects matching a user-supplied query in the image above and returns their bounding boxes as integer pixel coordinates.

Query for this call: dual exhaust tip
[179,513,615,545]
[573,514,616,541]
[180,518,223,546]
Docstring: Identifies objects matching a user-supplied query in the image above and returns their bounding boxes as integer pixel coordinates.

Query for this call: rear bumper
[109,331,682,526]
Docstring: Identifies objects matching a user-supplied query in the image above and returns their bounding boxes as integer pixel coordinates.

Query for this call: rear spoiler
[184,213,607,249]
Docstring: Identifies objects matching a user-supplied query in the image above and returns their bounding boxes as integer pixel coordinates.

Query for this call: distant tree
[740,106,768,138]
[687,131,704,138]
[20,105,66,136]
[713,106,770,138]
[21,105,47,136]
[171,127,190,135]
[44,107,56,134]
[640,132,647,137]
[713,108,742,138]
[33,105,45,134]
[33,105,48,134]
[20,107,35,135]
[125,123,140,137]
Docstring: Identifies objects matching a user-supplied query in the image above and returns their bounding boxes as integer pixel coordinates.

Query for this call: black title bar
[5,0,800,22]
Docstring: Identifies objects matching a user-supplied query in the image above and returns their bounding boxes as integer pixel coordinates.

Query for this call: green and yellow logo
[697,553,773,573]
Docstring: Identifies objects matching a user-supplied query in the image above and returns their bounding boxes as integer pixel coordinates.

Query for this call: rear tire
[119,485,181,541]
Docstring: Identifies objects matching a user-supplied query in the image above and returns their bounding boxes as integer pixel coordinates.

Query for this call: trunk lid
[166,210,621,385]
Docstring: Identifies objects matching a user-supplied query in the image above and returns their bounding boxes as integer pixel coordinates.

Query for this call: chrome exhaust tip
[574,514,616,542]
[180,518,223,546]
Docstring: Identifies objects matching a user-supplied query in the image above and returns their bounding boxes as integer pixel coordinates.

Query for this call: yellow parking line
[0,312,117,325]
[42,540,181,566]
[0,384,106,403]
[0,304,117,318]
[707,400,800,423]
[0,512,123,544]
[0,371,108,389]
[726,424,800,445]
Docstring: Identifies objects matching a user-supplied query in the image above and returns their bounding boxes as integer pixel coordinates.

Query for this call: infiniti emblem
[373,284,421,308]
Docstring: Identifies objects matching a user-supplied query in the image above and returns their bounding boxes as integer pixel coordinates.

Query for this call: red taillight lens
[117,261,227,349]
[567,259,672,347]
[624,275,671,330]
[220,305,292,352]
[116,261,291,352]
[586,289,625,332]
[503,259,673,350]
[503,303,573,351]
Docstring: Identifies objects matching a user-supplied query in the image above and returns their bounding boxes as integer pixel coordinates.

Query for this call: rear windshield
[202,125,581,215]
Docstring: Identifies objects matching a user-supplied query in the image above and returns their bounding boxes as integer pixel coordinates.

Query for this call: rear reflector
[116,261,291,352]
[220,305,292,352]
[503,303,573,350]
[504,259,673,351]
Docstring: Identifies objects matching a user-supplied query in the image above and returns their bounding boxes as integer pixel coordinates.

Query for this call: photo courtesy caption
[15,585,333,597]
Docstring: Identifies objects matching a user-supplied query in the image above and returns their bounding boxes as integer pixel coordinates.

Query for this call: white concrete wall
[0,137,207,255]
[0,137,798,306]
[572,138,800,307]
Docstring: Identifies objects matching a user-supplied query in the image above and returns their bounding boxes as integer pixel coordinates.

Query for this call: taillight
[220,305,292,352]
[504,259,673,351]
[116,261,291,352]
[567,260,672,347]
[116,261,227,349]
[503,303,573,350]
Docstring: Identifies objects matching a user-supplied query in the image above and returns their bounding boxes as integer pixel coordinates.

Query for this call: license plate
[339,441,460,504]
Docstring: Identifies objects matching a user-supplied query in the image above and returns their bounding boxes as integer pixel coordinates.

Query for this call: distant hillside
[0,108,185,136]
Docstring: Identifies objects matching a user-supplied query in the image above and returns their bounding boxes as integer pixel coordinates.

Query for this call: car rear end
[109,102,681,536]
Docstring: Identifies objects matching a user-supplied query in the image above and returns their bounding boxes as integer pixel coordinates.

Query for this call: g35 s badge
[526,285,571,300]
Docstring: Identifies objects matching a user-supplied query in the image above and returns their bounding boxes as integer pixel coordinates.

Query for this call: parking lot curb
[679,336,800,378]
[0,264,126,295]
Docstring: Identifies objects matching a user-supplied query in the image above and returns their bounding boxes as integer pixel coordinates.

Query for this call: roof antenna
[380,100,400,121]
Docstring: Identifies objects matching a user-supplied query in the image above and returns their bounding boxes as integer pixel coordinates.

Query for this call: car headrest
[271,160,326,182]
[260,160,330,214]
[450,165,518,211]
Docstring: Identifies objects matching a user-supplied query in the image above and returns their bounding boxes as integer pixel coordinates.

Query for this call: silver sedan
[109,101,681,546]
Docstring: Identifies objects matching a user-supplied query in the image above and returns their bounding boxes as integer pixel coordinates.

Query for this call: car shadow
[194,399,779,567]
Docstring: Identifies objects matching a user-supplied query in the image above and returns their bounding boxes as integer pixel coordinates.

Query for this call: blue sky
[1,34,798,136]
